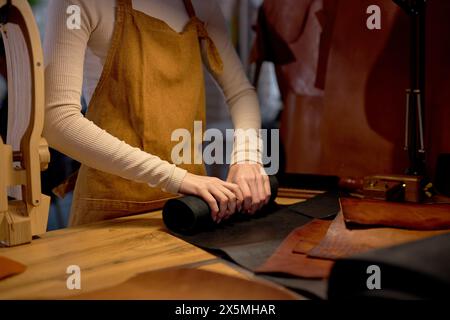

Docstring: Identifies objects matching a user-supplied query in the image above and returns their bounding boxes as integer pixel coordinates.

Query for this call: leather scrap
[288,191,340,219]
[71,268,299,300]
[0,256,26,280]
[308,212,450,260]
[256,219,334,279]
[341,197,450,230]
[292,219,332,254]
[52,170,78,199]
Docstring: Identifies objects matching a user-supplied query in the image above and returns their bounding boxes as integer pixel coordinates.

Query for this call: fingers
[256,169,267,211]
[234,185,244,212]
[229,164,271,215]
[222,182,243,213]
[248,174,260,214]
[180,170,269,223]
[218,185,237,220]
[209,185,229,223]
[199,190,219,221]
[210,179,241,223]
[245,166,266,214]
[263,174,271,205]
[237,177,253,213]
[180,174,241,223]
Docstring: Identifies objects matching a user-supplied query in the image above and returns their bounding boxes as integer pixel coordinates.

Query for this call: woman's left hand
[227,162,271,214]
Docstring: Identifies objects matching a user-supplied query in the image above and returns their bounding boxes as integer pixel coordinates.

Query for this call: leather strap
[183,0,197,18]
[119,0,132,10]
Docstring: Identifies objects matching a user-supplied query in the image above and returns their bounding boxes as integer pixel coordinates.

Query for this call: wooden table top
[0,197,303,299]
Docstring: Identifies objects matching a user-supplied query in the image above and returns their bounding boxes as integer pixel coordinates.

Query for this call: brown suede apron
[69,0,223,226]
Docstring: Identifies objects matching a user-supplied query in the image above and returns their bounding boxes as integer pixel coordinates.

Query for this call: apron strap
[182,0,197,18]
[112,0,223,78]
[118,0,132,10]
[181,0,223,77]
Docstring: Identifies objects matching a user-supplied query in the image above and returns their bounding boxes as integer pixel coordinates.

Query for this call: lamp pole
[394,0,427,176]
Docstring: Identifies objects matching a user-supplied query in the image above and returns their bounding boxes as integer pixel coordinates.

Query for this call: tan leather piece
[255,220,334,279]
[292,219,332,254]
[308,213,450,260]
[341,198,450,230]
[0,256,26,280]
[274,0,324,97]
[70,268,299,300]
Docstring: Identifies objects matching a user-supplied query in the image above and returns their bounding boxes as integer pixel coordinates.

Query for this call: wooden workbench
[0,197,303,299]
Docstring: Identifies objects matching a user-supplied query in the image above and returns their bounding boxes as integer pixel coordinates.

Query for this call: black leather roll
[163,176,279,234]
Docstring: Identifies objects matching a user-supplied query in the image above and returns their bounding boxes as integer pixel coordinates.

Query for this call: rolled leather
[163,175,279,234]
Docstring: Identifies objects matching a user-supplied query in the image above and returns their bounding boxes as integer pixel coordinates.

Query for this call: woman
[44,0,270,226]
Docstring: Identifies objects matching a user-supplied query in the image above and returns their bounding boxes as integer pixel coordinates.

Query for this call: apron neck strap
[182,0,197,18]
[119,0,132,10]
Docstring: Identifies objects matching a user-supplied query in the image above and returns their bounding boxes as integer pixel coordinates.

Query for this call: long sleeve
[43,0,263,197]
[43,0,187,193]
[205,1,263,165]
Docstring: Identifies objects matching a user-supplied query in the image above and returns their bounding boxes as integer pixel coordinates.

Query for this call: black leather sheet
[288,191,341,219]
[162,178,341,297]
[261,275,328,300]
[173,204,312,270]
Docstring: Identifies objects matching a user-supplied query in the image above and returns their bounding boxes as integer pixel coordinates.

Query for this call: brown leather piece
[250,0,314,64]
[262,0,314,44]
[279,0,450,181]
[292,219,332,254]
[251,0,325,96]
[342,197,450,230]
[308,213,450,260]
[314,0,338,90]
[71,268,299,300]
[0,256,26,280]
[255,220,334,279]
[52,171,78,199]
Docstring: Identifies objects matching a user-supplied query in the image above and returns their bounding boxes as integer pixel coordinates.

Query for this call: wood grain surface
[0,197,303,299]
[0,211,240,299]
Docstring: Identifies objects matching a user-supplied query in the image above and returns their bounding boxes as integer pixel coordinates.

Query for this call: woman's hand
[227,163,271,214]
[179,173,243,223]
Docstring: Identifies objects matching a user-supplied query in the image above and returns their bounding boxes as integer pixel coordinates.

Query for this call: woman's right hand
[179,173,243,223]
